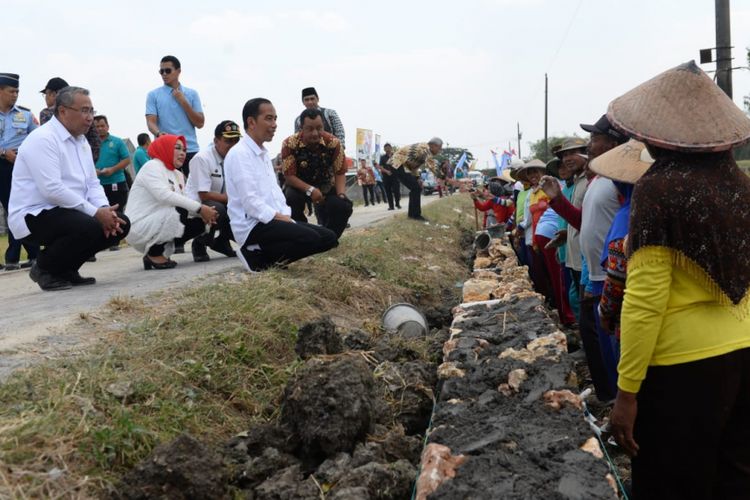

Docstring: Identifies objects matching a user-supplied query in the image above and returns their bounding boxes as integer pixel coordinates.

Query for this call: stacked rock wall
[416,234,617,499]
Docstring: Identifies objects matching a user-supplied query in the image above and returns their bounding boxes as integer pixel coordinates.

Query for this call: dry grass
[0,195,475,498]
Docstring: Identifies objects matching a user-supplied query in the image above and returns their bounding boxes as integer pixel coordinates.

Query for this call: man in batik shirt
[390,138,443,221]
[281,108,352,238]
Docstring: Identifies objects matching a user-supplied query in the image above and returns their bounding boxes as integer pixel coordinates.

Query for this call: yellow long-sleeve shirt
[618,246,750,393]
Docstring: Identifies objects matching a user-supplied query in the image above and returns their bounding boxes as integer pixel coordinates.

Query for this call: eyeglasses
[159,68,173,75]
[64,106,96,116]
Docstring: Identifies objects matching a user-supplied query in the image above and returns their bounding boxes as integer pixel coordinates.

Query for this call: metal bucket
[474,232,491,252]
[382,303,428,337]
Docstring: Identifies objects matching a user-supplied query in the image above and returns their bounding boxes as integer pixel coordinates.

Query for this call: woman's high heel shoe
[143,255,178,270]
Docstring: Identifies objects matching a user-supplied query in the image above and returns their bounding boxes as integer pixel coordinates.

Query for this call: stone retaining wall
[416,234,617,499]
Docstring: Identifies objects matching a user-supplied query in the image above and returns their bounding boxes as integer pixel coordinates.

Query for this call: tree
[436,147,474,168]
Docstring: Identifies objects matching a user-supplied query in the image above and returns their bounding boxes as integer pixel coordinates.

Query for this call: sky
[7,0,750,169]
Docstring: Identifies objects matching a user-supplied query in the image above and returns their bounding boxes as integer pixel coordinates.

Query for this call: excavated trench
[115,232,618,499]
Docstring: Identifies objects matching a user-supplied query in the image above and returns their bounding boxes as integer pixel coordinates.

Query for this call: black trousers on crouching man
[285,187,353,238]
[23,207,130,274]
[240,219,338,272]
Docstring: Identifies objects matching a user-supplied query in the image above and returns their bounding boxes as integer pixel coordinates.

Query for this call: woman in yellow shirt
[607,61,750,499]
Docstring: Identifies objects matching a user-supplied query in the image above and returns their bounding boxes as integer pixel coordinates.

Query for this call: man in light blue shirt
[0,72,39,270]
[145,55,204,177]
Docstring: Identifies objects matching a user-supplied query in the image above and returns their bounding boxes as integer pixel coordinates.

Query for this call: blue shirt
[0,105,37,151]
[145,84,203,152]
[133,146,150,174]
[372,163,383,182]
[535,207,560,239]
[95,134,129,185]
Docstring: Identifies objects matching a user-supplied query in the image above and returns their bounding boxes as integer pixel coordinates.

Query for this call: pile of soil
[116,308,454,499]
[416,236,617,499]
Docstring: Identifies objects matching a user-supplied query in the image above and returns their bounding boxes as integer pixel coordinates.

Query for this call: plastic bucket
[382,303,428,336]
[474,232,491,251]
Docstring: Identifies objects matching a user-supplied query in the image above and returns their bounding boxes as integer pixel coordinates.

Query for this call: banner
[356,128,373,160]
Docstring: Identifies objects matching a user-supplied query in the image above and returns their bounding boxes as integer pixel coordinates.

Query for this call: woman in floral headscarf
[125,134,217,269]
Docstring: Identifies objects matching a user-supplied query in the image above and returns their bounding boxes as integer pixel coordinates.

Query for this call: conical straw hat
[607,60,750,152]
[514,159,546,183]
[589,139,653,184]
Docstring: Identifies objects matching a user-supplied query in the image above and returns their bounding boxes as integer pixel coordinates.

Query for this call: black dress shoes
[143,255,178,270]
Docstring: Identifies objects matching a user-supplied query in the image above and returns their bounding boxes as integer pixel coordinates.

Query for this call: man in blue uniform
[0,73,39,270]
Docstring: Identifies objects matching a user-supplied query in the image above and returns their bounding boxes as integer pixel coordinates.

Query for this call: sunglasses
[159,68,174,75]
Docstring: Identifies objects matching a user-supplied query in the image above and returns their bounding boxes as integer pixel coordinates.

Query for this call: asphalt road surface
[0,196,440,360]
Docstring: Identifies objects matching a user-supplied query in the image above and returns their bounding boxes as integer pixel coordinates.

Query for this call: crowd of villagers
[468,60,750,499]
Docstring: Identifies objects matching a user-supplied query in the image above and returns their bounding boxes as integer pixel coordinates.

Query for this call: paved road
[0,197,438,354]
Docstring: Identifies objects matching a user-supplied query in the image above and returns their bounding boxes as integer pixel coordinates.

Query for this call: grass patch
[0,195,476,498]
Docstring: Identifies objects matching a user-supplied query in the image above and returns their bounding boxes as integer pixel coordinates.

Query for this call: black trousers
[245,219,338,267]
[633,347,750,499]
[285,188,352,238]
[394,167,421,218]
[204,200,234,243]
[361,185,375,206]
[148,208,205,256]
[102,181,129,211]
[382,171,401,209]
[23,207,130,274]
[0,157,39,263]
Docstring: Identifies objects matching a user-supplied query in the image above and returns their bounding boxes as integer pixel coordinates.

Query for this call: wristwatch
[305,186,315,197]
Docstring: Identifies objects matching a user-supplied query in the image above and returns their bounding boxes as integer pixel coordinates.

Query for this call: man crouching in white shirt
[8,86,129,291]
[224,98,337,272]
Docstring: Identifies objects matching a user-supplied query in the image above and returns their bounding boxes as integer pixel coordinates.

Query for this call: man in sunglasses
[184,120,241,262]
[145,55,204,178]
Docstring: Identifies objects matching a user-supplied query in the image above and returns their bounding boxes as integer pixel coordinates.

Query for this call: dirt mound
[115,434,228,500]
[374,360,436,435]
[280,355,376,459]
[294,316,343,359]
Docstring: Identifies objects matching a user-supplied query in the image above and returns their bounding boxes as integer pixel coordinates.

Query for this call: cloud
[188,10,275,43]
[277,9,352,32]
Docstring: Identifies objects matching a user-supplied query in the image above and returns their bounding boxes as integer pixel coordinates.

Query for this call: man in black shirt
[378,143,401,210]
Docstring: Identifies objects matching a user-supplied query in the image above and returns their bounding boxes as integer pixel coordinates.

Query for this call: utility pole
[517,122,522,159]
[715,0,733,98]
[544,72,552,157]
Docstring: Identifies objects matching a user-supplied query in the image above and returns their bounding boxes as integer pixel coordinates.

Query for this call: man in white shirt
[184,119,241,262]
[9,86,129,291]
[224,98,338,272]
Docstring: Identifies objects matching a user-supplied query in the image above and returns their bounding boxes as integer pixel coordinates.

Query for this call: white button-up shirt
[9,117,109,239]
[185,145,224,203]
[224,134,290,247]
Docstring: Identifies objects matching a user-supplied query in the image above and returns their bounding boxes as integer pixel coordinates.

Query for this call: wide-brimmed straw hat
[607,60,750,152]
[499,169,515,183]
[589,139,653,184]
[514,159,546,183]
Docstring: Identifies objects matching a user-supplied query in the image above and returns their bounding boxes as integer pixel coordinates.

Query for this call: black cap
[301,87,318,99]
[214,120,241,139]
[580,114,627,143]
[0,73,19,88]
[40,77,69,94]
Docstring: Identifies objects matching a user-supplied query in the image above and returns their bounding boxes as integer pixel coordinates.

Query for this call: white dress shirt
[9,116,109,239]
[224,134,290,248]
[185,145,225,203]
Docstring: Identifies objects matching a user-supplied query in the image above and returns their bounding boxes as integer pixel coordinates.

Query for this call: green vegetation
[0,196,475,497]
